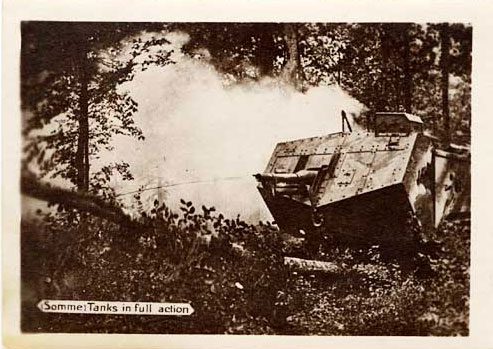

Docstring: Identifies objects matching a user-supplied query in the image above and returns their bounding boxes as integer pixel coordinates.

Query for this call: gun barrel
[254,170,317,184]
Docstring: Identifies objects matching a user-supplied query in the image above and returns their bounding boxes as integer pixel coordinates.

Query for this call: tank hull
[260,182,415,246]
[255,112,470,246]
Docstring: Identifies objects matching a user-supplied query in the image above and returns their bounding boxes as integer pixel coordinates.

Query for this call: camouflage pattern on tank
[255,112,470,246]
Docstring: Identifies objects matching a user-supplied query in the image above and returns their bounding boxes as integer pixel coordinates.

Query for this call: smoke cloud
[100,32,367,222]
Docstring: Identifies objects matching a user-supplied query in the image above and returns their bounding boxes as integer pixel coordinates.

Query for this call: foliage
[177,23,472,145]
[298,23,349,87]
[285,218,470,335]
[21,22,174,191]
[22,202,469,335]
[21,201,291,334]
[177,23,286,81]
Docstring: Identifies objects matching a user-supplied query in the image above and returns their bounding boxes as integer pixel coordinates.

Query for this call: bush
[21,201,469,335]
[21,200,292,334]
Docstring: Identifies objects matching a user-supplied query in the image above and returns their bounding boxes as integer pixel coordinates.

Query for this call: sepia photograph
[16,20,473,337]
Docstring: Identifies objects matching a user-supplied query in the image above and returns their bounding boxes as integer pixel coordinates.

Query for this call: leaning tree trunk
[440,23,451,146]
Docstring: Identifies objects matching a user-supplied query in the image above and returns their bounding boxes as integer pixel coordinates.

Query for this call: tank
[254,111,470,247]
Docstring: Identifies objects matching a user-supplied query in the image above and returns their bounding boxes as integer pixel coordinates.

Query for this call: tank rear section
[434,148,470,222]
[255,112,469,246]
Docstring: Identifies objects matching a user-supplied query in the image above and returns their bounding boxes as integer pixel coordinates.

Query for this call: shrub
[21,200,469,335]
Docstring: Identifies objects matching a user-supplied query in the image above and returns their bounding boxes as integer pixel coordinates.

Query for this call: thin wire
[115,175,250,197]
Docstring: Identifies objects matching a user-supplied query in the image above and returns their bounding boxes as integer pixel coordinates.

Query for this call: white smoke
[99,32,367,222]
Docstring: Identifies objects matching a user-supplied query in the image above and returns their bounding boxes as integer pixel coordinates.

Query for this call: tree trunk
[440,23,450,145]
[255,25,276,77]
[76,43,90,192]
[281,23,302,90]
[402,24,412,113]
[378,25,390,112]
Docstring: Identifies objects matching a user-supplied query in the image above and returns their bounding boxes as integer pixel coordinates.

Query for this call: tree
[297,23,349,88]
[22,22,173,196]
[177,22,348,91]
[440,23,451,145]
[177,23,284,82]
[280,23,301,88]
[448,23,472,144]
[170,23,471,143]
[334,24,392,111]
[400,24,412,113]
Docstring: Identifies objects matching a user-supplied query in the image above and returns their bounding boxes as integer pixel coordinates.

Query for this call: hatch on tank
[374,112,424,136]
